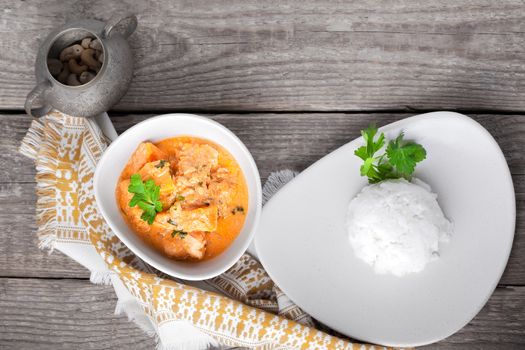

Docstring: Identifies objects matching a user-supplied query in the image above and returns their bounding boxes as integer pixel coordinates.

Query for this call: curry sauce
[116,136,248,261]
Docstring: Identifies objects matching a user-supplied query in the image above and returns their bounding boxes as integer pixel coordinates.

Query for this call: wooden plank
[0,278,523,349]
[2,113,525,183]
[422,286,525,349]
[0,278,155,349]
[0,115,35,183]
[2,1,525,112]
[0,212,89,278]
[1,113,524,284]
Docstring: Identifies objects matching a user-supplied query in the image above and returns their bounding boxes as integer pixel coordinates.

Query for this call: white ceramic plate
[255,112,515,347]
[94,113,262,281]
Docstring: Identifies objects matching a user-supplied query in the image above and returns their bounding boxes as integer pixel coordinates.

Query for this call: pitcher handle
[25,80,52,118]
[102,13,137,39]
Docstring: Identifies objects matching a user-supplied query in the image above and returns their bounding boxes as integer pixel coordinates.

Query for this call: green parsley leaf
[128,174,145,194]
[176,194,185,201]
[386,133,426,176]
[374,161,397,182]
[360,157,375,177]
[140,208,157,225]
[231,206,245,215]
[361,124,385,157]
[127,174,163,225]
[171,230,187,239]
[155,160,167,168]
[128,192,145,207]
[354,146,369,161]
[354,125,426,183]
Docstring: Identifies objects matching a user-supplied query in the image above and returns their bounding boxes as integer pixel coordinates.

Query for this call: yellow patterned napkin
[20,111,386,350]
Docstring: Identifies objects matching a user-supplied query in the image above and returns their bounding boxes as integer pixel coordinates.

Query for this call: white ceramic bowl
[94,113,262,280]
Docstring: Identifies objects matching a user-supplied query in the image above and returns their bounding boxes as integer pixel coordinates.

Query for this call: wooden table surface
[1,1,524,349]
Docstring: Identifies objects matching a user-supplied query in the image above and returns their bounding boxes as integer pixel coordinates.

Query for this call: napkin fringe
[115,299,157,337]
[19,116,62,253]
[35,177,57,253]
[35,171,58,252]
[37,229,56,252]
[19,119,45,160]
[90,270,114,285]
[262,169,298,204]
[34,118,62,253]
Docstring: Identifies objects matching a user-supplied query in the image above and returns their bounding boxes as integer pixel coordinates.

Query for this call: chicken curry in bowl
[116,136,248,261]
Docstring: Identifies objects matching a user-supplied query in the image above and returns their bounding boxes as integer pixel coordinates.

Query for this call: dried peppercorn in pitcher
[116,137,249,261]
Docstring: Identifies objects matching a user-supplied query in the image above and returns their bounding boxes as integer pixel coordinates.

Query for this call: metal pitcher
[25,14,137,118]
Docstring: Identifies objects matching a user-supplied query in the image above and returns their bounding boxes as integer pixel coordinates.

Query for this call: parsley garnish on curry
[116,137,248,261]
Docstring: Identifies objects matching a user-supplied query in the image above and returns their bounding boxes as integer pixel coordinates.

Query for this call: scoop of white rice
[346,178,452,276]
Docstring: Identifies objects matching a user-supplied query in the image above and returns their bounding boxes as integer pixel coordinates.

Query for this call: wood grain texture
[0,115,36,183]
[0,278,523,349]
[0,278,155,349]
[2,0,525,112]
[1,113,524,286]
[2,112,525,183]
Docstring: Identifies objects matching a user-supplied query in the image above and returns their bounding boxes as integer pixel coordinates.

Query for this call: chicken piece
[149,211,176,236]
[116,179,150,234]
[177,143,219,176]
[173,143,219,208]
[214,166,236,180]
[149,212,207,260]
[148,205,215,260]
[208,167,237,217]
[121,142,168,179]
[138,160,177,209]
[168,203,218,233]
[163,231,207,260]
[172,176,209,209]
